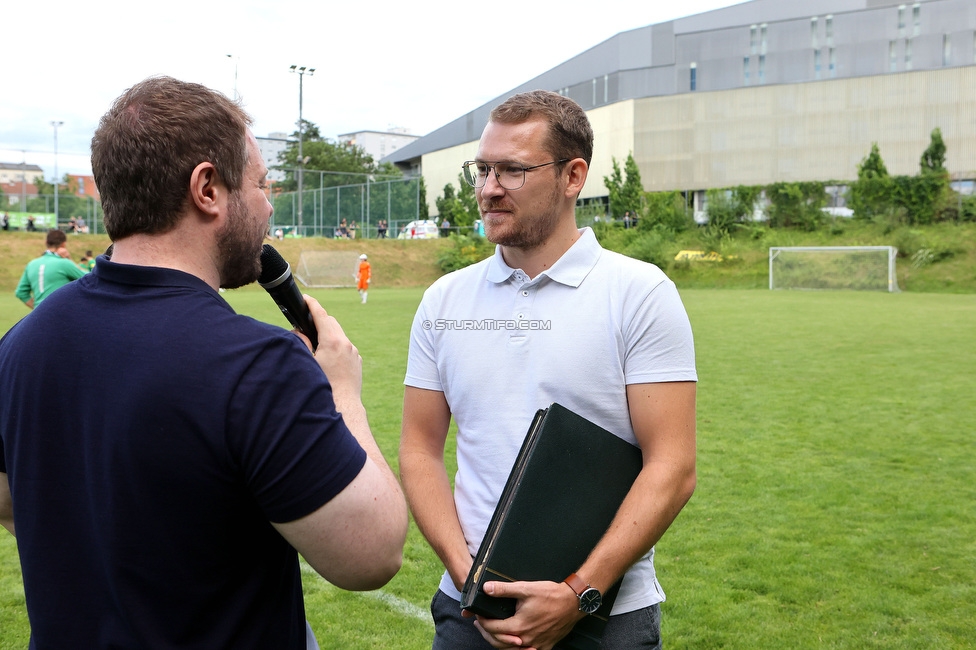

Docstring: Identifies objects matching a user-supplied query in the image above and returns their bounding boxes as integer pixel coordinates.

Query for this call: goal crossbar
[294,250,362,288]
[769,246,899,292]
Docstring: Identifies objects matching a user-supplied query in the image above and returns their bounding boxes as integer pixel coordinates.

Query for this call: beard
[481,183,562,250]
[216,192,265,290]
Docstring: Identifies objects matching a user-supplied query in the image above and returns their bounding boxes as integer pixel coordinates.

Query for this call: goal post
[294,251,362,288]
[769,246,900,292]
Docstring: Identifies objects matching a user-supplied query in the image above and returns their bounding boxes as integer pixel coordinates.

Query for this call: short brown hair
[45,229,67,248]
[489,90,593,166]
[91,76,252,240]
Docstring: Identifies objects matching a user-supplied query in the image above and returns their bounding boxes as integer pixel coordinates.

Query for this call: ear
[564,158,589,199]
[188,162,224,219]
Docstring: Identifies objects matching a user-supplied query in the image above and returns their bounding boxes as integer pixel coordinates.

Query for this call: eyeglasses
[461,159,570,190]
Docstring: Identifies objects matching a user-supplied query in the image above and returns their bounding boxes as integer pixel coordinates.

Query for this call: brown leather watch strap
[564,572,588,596]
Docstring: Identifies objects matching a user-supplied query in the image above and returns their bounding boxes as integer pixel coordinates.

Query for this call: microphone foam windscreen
[258,244,288,285]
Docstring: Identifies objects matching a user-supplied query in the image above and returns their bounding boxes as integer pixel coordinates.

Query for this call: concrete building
[338,128,419,164]
[385,0,976,215]
[256,133,291,183]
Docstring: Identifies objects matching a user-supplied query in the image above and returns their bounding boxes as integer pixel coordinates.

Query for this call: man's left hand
[473,580,585,650]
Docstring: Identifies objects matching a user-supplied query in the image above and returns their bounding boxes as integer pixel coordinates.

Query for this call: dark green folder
[460,403,644,650]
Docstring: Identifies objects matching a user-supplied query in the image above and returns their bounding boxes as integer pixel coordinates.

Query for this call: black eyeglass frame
[461,158,571,190]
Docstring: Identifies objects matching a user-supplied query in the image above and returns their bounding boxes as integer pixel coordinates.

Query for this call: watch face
[579,587,602,614]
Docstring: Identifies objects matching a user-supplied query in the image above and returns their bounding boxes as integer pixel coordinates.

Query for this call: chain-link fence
[269,176,422,239]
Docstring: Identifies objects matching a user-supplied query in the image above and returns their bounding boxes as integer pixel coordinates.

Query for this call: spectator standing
[2,213,9,231]
[14,229,87,309]
[377,219,388,238]
[440,218,451,236]
[0,76,407,649]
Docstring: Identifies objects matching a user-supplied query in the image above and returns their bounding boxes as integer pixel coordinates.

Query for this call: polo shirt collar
[486,227,602,288]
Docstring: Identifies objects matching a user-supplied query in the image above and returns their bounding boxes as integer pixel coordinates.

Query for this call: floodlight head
[290,65,298,72]
[308,68,316,75]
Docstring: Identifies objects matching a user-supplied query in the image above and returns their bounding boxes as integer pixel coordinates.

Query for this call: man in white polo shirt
[400,90,697,650]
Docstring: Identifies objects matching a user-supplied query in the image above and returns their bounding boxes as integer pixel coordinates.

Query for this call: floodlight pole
[226,54,239,100]
[290,65,315,233]
[51,120,64,225]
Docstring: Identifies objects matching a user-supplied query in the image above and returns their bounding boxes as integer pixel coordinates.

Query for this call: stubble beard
[481,184,563,251]
[216,192,265,290]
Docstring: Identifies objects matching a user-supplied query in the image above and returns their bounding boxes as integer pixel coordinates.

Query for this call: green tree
[603,158,623,219]
[920,127,947,173]
[603,153,643,219]
[277,120,381,191]
[434,175,478,229]
[621,154,644,217]
[849,143,893,219]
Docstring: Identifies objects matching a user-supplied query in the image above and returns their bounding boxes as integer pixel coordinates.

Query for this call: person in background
[356,253,371,304]
[400,90,697,650]
[0,75,407,650]
[14,229,87,309]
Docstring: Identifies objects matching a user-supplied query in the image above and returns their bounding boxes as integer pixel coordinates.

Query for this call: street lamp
[226,54,239,101]
[289,64,314,232]
[51,120,64,226]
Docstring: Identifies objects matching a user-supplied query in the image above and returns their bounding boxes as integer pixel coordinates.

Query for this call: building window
[814,49,822,79]
[829,48,836,78]
[604,74,609,103]
[913,3,921,37]
[744,56,750,85]
[826,15,834,47]
[750,24,758,54]
[890,40,898,71]
[811,17,818,49]
[759,55,766,83]
[690,62,697,91]
[905,39,913,70]
[943,34,951,66]
[760,23,768,55]
[592,78,597,105]
[898,5,906,38]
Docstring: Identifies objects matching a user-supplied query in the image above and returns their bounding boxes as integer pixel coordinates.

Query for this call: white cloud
[1,0,743,177]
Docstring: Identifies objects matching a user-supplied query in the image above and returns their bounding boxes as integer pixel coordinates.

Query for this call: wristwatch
[564,573,602,615]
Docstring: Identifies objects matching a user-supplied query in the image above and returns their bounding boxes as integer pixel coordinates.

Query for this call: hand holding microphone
[258,244,318,350]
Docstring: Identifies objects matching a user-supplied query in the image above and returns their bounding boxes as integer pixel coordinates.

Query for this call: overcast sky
[2,0,743,179]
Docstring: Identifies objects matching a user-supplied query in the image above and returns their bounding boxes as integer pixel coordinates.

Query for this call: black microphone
[258,244,318,350]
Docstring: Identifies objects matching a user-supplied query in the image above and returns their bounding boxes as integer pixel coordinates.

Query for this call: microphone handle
[269,280,318,350]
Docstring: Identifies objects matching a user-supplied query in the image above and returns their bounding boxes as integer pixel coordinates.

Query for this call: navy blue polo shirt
[0,257,367,649]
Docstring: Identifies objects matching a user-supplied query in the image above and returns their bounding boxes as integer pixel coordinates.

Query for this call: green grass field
[1,285,974,649]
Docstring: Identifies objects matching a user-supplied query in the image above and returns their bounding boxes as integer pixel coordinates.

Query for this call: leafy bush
[641,191,693,234]
[765,182,827,230]
[436,233,494,273]
[621,229,671,268]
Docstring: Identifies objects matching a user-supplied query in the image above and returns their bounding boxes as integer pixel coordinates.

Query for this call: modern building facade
[385,0,976,215]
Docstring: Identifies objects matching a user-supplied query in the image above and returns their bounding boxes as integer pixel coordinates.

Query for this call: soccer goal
[294,251,362,288]
[769,246,900,292]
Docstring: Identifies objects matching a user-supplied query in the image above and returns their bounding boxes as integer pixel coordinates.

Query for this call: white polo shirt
[405,227,697,614]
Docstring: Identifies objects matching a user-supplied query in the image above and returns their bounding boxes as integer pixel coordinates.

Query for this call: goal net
[294,251,362,288]
[769,246,899,292]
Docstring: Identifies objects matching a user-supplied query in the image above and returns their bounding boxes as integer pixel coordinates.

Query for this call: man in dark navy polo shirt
[0,76,407,649]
